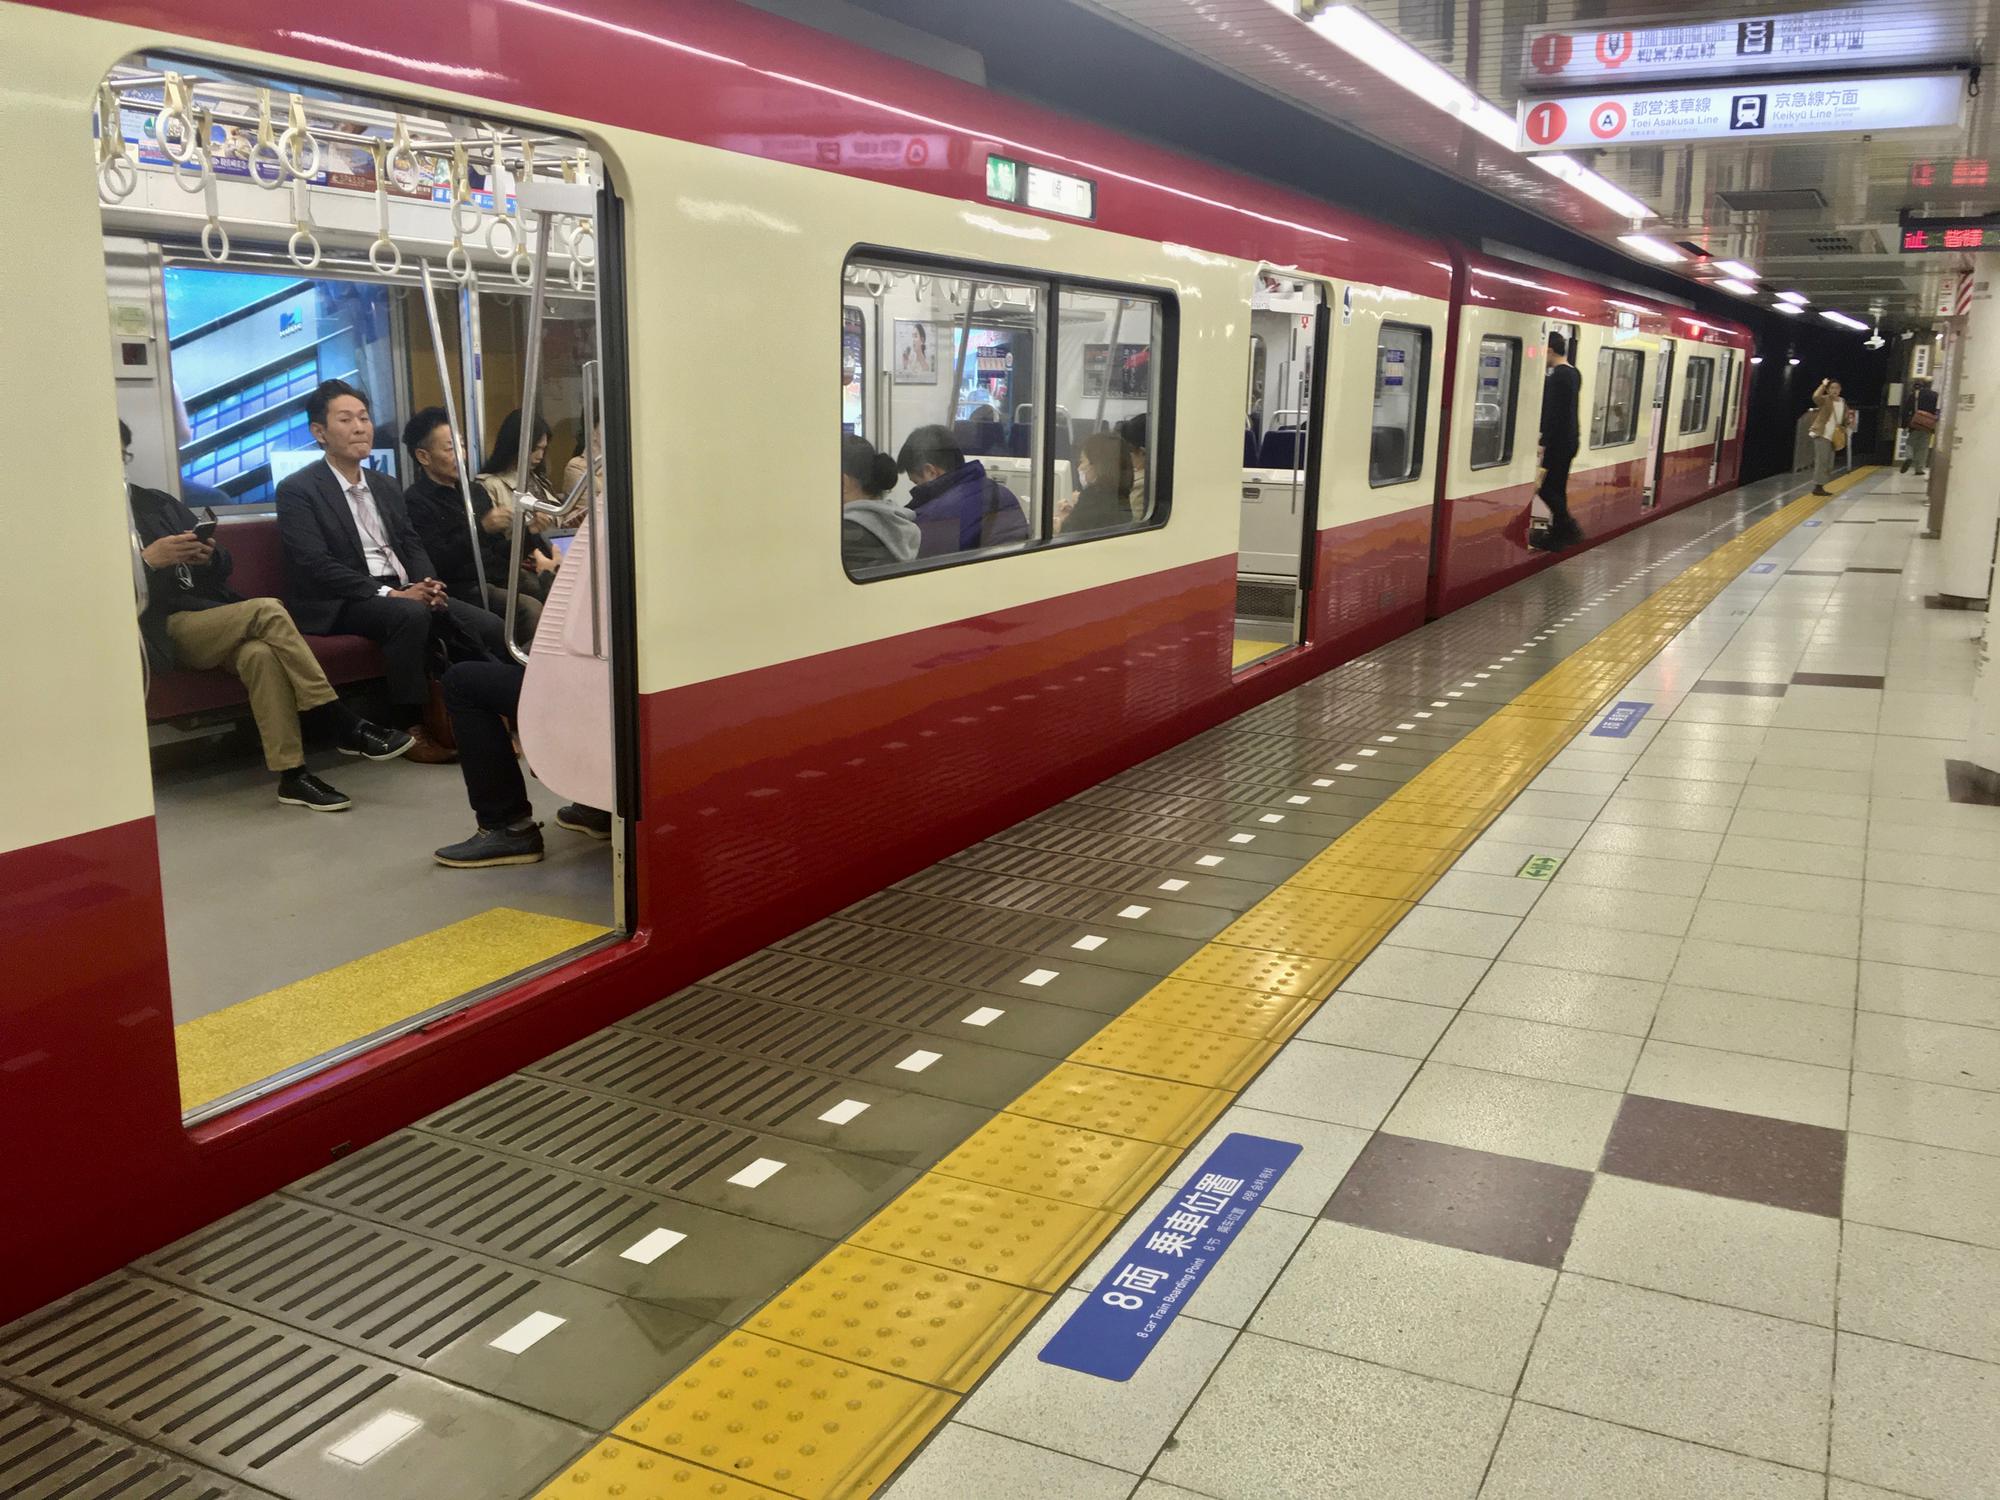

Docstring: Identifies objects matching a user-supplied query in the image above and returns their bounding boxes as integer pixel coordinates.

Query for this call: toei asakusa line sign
[1517,73,1963,151]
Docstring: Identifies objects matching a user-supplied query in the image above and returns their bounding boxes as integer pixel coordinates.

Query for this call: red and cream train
[0,0,1751,1320]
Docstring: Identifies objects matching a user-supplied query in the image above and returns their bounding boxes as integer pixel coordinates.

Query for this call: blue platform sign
[1749,562,1777,574]
[1803,519,1824,527]
[1592,700,1651,737]
[1039,1133,1299,1382]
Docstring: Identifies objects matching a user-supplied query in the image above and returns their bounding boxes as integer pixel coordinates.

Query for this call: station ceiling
[1065,0,2000,332]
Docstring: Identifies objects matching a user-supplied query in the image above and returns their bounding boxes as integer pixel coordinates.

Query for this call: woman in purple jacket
[895,424,1030,558]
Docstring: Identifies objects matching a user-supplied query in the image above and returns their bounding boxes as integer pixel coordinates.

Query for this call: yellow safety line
[175,907,610,1111]
[540,471,1874,1499]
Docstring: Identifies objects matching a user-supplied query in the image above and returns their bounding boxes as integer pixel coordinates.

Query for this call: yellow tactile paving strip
[539,470,1874,1500]
[175,907,610,1111]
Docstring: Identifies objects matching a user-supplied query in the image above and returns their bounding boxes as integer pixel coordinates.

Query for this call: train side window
[1052,287,1163,537]
[1369,322,1430,486]
[1680,355,1716,433]
[1590,347,1644,448]
[840,253,1173,577]
[1468,335,1520,469]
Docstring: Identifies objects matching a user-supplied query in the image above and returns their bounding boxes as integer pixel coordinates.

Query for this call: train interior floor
[7,466,1998,1500]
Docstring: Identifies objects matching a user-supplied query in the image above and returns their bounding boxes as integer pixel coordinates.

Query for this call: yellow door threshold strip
[175,907,610,1111]
[539,472,1874,1499]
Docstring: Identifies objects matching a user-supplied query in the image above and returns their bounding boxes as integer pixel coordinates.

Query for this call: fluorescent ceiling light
[1618,234,1686,263]
[1303,5,1519,149]
[1751,356,1764,364]
[1821,309,1870,330]
[1777,290,1810,306]
[1532,154,1655,220]
[1788,357,1802,365]
[1712,259,1759,279]
[1771,301,1802,314]
[1713,278,1758,295]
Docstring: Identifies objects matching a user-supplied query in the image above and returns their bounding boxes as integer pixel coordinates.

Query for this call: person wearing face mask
[1809,378,1846,496]
[839,435,920,572]
[1062,431,1138,536]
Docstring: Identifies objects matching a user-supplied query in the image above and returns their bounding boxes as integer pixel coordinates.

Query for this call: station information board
[1518,73,1963,150]
[1900,219,2000,254]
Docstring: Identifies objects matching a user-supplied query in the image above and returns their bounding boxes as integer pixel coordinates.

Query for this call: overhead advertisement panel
[1522,6,1973,86]
[1517,74,1964,152]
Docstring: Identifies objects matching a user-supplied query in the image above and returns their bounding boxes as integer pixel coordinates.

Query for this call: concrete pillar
[1936,274,2000,604]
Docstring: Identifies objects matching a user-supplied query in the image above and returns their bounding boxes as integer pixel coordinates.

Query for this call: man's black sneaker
[556,804,613,840]
[278,770,352,812]
[434,822,545,868]
[338,722,416,761]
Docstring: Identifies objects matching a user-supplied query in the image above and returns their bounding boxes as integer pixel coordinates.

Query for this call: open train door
[1234,271,1328,669]
[1642,337,1675,509]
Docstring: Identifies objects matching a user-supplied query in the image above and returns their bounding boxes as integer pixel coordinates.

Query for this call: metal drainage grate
[0,1388,254,1500]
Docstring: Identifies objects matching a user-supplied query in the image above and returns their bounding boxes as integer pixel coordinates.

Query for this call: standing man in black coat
[1533,332,1586,553]
[275,381,508,761]
[124,421,410,810]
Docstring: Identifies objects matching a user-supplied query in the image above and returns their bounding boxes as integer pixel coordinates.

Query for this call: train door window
[1370,323,1431,485]
[1590,347,1645,447]
[1052,288,1163,535]
[1236,273,1325,668]
[1469,335,1520,469]
[96,56,628,1120]
[1681,355,1716,433]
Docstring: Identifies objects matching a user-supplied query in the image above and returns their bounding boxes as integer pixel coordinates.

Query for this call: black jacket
[404,470,485,605]
[129,482,242,672]
[1540,361,1582,458]
[274,460,436,633]
[1903,385,1941,424]
[1061,484,1135,537]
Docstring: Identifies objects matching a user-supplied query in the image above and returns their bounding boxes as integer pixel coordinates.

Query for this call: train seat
[1257,428,1304,470]
[143,516,384,720]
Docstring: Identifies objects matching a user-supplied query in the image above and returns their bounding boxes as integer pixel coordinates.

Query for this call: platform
[7,467,1996,1500]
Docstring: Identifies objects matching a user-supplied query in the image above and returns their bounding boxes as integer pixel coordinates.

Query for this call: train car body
[0,0,1748,1322]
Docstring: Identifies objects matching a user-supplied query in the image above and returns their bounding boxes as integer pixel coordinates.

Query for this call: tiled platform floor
[889,471,2000,1500]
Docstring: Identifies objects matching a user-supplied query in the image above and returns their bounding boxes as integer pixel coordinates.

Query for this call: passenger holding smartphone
[123,421,412,811]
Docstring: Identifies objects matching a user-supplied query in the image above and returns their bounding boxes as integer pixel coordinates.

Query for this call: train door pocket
[1235,274,1326,669]
[92,54,634,1123]
[1642,338,1675,509]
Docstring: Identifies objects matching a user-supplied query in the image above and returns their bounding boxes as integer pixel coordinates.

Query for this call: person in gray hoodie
[841,434,921,573]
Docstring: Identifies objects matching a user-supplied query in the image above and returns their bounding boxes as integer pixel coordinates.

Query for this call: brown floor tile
[1690,681,1790,698]
[1944,760,2000,807]
[1789,672,1887,690]
[1787,569,1847,577]
[1322,1131,1593,1269]
[1601,1094,1845,1217]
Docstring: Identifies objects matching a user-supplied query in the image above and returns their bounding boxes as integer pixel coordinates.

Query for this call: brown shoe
[403,729,458,764]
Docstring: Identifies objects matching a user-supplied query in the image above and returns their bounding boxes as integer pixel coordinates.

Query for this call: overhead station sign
[1522,5,1973,86]
[1900,217,2000,254]
[1518,73,1964,151]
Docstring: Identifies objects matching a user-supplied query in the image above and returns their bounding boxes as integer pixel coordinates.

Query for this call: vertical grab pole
[458,280,485,473]
[503,209,555,666]
[947,282,978,427]
[581,358,605,659]
[417,259,489,600]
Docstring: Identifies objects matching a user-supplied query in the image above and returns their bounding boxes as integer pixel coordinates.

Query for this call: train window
[842,304,867,435]
[1053,288,1162,536]
[1680,355,1716,433]
[1590,347,1645,448]
[840,253,1173,576]
[1468,335,1520,469]
[1370,323,1431,486]
[95,54,626,1119]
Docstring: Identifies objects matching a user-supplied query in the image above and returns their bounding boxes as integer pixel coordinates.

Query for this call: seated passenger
[1062,431,1137,536]
[1116,412,1150,494]
[895,424,1030,558]
[274,380,509,762]
[473,410,562,642]
[400,407,486,610]
[431,657,610,867]
[840,435,919,572]
[123,421,412,810]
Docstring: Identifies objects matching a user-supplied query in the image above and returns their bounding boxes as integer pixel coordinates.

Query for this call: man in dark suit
[123,421,411,810]
[275,380,508,762]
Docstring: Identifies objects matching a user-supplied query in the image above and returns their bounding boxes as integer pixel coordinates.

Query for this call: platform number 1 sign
[1525,101,1568,147]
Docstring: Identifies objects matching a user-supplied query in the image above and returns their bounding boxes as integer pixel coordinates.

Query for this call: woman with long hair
[474,409,561,642]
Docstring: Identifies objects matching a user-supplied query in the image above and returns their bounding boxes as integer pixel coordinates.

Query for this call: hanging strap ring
[288,225,322,270]
[201,219,231,263]
[279,93,320,178]
[171,107,213,194]
[250,89,286,189]
[98,153,138,202]
[569,221,597,269]
[368,236,404,275]
[512,251,536,288]
[155,72,199,164]
[386,115,422,192]
[487,214,521,260]
[96,84,138,201]
[446,240,474,283]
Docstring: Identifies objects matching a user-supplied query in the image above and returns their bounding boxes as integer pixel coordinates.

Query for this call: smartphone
[192,508,219,544]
